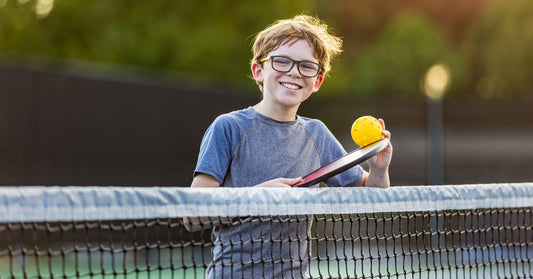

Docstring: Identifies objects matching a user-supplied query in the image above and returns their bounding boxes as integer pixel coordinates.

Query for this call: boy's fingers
[284,177,303,186]
[378,118,386,130]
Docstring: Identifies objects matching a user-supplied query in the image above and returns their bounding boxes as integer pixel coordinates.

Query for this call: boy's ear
[312,74,325,93]
[251,62,264,83]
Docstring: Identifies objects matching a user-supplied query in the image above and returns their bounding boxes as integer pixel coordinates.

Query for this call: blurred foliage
[0,0,316,90]
[0,0,532,98]
[348,14,467,97]
[466,0,533,98]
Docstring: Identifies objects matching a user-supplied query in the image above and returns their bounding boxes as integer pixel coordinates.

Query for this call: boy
[189,15,393,278]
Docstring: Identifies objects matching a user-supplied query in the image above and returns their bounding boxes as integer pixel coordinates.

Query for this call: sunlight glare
[35,0,54,19]
[423,64,450,100]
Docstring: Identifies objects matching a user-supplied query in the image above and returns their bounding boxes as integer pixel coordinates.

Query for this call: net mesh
[1,184,532,278]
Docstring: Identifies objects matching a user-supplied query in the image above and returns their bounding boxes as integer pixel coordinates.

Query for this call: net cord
[1,183,532,222]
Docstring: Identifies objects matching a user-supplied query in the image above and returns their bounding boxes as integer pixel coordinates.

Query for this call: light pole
[422,64,450,185]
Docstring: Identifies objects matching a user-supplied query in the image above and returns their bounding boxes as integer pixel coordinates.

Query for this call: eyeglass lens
[271,56,320,77]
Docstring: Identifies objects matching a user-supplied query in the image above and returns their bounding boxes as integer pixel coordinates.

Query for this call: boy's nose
[286,65,301,78]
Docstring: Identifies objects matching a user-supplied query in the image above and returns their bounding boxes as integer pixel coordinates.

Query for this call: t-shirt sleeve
[194,115,236,184]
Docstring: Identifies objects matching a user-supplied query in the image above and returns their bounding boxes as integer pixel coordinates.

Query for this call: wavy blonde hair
[251,15,343,90]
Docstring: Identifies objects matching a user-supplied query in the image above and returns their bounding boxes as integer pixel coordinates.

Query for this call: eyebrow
[270,54,319,63]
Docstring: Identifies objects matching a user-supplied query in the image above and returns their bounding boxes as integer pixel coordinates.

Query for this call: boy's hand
[255,177,303,188]
[367,118,393,171]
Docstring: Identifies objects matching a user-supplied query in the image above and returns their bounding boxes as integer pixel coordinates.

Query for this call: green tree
[0,0,316,90]
[347,13,467,98]
[466,0,533,98]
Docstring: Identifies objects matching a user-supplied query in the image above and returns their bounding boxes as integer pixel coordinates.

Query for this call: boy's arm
[359,120,393,188]
[191,173,221,188]
[359,168,390,188]
[183,174,302,231]
[183,173,225,232]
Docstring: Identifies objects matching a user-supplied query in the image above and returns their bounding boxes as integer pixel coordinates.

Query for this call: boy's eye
[273,57,291,65]
[301,63,318,71]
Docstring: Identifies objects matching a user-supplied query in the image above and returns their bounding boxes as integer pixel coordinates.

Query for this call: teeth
[282,83,300,90]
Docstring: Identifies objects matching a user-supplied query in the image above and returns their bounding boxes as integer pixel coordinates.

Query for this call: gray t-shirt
[194,107,363,278]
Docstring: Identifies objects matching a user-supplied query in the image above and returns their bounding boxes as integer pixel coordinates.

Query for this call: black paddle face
[293,139,389,187]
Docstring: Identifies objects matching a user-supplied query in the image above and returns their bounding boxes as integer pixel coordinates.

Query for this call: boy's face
[251,39,324,110]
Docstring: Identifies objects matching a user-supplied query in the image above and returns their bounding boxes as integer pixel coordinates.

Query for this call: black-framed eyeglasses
[260,56,322,78]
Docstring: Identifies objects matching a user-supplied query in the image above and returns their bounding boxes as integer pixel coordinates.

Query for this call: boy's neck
[253,102,298,122]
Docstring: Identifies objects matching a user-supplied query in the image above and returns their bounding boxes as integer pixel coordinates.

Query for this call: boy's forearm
[364,168,390,188]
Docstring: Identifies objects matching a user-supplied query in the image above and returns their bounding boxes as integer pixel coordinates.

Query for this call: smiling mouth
[281,82,302,90]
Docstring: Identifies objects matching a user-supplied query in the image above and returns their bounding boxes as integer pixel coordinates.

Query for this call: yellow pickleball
[351,116,383,147]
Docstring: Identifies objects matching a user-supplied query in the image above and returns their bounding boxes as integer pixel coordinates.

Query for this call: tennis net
[1,183,532,278]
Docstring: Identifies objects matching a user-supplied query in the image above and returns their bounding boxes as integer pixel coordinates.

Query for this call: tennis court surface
[1,183,532,278]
